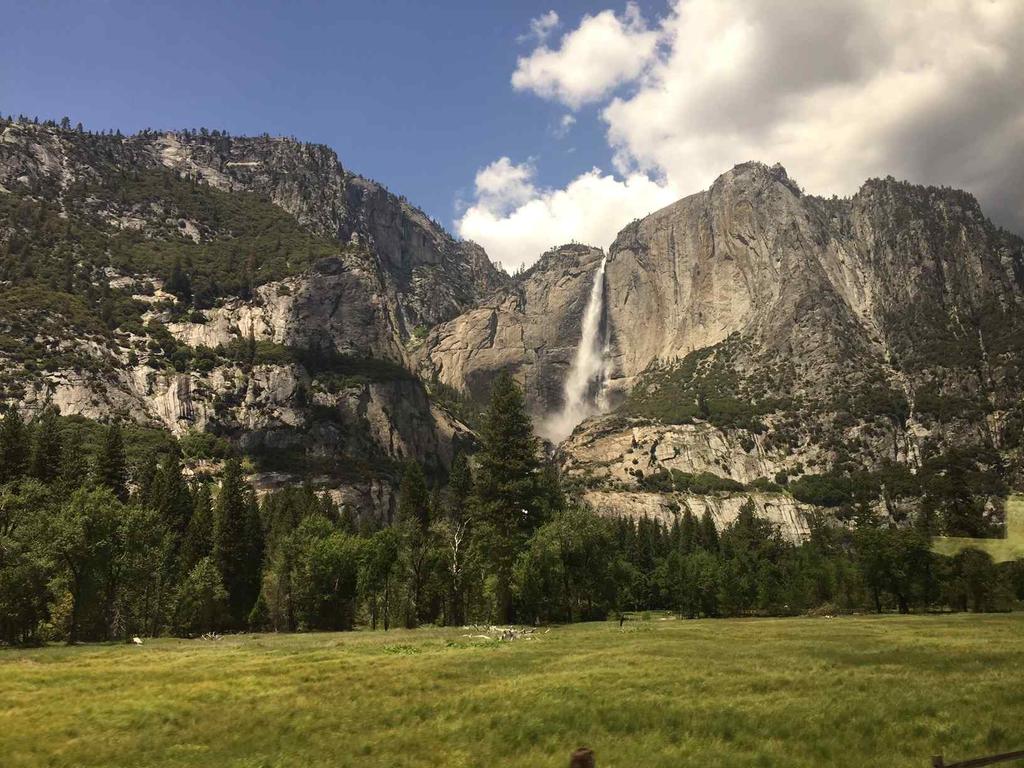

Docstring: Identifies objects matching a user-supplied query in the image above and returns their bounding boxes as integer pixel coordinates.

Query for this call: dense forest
[1,374,1021,646]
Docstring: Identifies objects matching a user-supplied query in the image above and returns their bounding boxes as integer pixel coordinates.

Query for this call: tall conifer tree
[28,406,63,484]
[152,449,192,544]
[0,407,29,483]
[181,483,213,574]
[474,373,547,624]
[397,460,432,626]
[213,459,261,625]
[96,422,128,501]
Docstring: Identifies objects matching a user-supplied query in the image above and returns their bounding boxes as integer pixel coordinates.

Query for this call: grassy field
[2,615,1022,768]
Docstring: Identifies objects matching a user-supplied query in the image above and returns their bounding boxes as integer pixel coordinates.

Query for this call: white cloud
[471,156,538,215]
[458,165,678,272]
[552,114,576,139]
[511,3,659,109]
[465,0,1024,273]
[518,10,560,44]
[603,0,1024,230]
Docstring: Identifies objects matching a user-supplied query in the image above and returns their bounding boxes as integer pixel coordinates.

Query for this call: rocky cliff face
[0,121,502,520]
[0,122,508,335]
[604,162,1023,395]
[415,244,606,416]
[422,162,1023,535]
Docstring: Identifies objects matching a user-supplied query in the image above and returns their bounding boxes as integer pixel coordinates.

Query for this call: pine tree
[132,452,158,506]
[446,452,472,523]
[0,407,29,484]
[152,449,192,544]
[165,258,192,303]
[397,461,432,627]
[213,459,261,626]
[699,510,719,551]
[397,461,430,532]
[474,373,548,624]
[181,483,213,573]
[680,511,698,555]
[28,406,63,484]
[440,452,475,625]
[59,427,90,491]
[243,492,265,602]
[95,422,128,501]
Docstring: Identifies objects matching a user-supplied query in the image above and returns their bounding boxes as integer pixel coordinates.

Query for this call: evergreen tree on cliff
[475,372,553,624]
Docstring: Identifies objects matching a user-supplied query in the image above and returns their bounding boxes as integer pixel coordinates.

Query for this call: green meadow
[2,614,1021,768]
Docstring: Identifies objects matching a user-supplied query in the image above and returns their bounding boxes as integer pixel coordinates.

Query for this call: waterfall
[541,255,611,443]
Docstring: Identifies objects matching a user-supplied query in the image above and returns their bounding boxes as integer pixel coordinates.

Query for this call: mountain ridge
[1,119,1021,533]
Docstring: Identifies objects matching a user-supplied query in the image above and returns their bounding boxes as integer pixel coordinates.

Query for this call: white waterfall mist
[540,255,611,443]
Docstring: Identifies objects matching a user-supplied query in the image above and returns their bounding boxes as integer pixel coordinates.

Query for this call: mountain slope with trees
[0,116,509,516]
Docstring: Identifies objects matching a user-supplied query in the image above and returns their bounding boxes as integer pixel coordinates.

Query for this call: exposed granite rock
[0,122,500,519]
[4,121,1022,526]
[415,244,606,417]
[0,122,509,338]
[421,160,1023,520]
[164,258,406,362]
[604,161,1023,397]
[582,490,813,542]
[560,417,801,487]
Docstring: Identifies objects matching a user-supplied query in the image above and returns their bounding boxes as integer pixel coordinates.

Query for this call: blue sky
[3,1,1021,269]
[0,0,621,228]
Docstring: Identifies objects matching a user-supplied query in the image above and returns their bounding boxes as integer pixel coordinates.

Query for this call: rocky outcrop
[561,417,801,487]
[164,256,407,362]
[604,162,1023,397]
[417,161,1021,422]
[415,244,606,417]
[0,122,509,338]
[419,161,1023,523]
[339,176,509,329]
[4,120,1022,525]
[582,490,812,542]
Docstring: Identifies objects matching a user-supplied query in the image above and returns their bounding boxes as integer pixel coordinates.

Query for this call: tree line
[1,375,1021,646]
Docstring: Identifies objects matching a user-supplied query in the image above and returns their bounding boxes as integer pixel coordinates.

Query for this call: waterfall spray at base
[540,255,611,444]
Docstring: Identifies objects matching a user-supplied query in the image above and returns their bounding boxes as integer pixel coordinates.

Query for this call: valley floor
[1,614,1022,767]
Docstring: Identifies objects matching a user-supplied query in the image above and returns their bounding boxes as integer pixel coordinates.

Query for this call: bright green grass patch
[2,615,1022,767]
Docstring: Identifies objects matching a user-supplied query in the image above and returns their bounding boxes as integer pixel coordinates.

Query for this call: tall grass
[2,614,1021,767]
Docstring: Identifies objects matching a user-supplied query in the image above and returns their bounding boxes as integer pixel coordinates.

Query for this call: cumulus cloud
[511,2,659,109]
[463,0,1024,272]
[602,0,1024,231]
[458,164,679,272]
[518,10,560,44]
[471,156,539,215]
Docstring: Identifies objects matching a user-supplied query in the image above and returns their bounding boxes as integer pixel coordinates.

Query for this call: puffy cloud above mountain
[462,0,1024,269]
[458,159,678,272]
[605,0,1024,228]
